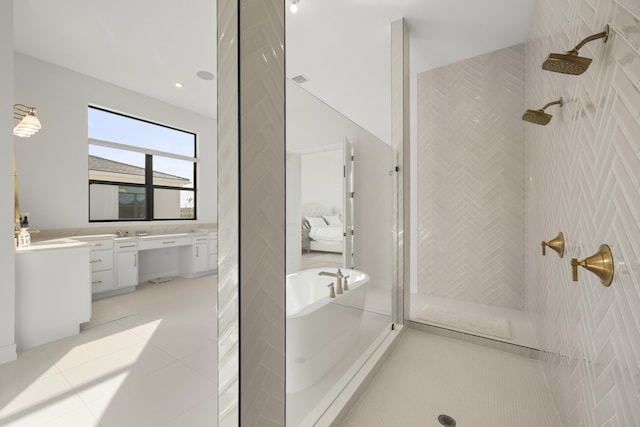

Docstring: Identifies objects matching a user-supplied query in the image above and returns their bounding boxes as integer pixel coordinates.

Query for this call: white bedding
[309,225,343,242]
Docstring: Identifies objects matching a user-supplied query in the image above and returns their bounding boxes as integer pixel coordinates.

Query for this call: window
[88,106,197,221]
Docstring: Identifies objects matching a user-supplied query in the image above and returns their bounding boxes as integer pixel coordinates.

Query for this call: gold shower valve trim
[542,232,564,258]
[571,244,614,287]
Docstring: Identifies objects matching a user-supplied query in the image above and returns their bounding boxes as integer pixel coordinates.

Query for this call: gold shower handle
[542,232,564,257]
[570,244,614,287]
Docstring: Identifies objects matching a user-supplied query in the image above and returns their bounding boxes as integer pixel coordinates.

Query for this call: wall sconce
[13,104,42,137]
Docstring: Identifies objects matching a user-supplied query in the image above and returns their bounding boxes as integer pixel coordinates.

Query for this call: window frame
[88,106,198,223]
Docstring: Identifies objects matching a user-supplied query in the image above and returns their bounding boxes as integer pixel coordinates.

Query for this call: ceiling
[13,0,535,143]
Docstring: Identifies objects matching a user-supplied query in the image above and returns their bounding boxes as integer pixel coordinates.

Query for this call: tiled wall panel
[238,0,286,425]
[217,0,239,424]
[418,45,527,310]
[526,0,640,425]
[217,0,286,425]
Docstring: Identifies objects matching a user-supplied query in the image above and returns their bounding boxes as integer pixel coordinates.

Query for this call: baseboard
[407,320,540,359]
[0,343,17,365]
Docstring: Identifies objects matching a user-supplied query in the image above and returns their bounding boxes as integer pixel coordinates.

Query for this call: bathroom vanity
[74,231,218,299]
[15,240,92,350]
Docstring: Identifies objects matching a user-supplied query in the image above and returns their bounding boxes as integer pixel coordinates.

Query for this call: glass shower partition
[285,79,394,425]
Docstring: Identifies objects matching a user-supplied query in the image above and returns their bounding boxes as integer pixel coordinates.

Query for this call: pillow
[323,215,342,226]
[305,216,327,228]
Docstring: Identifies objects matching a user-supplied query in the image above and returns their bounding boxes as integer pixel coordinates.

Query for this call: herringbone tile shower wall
[418,45,527,310]
[526,0,640,425]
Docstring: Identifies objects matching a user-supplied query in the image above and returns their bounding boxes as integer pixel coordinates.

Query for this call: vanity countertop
[15,238,92,253]
[19,230,218,253]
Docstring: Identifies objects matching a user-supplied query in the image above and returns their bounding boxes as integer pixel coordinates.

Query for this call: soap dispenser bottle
[18,227,30,248]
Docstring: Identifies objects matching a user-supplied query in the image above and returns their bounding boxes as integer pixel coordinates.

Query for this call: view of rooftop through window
[87,106,197,221]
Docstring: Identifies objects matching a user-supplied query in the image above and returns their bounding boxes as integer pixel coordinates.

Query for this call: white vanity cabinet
[89,238,114,294]
[115,240,138,290]
[15,243,91,350]
[193,235,209,274]
[178,233,214,278]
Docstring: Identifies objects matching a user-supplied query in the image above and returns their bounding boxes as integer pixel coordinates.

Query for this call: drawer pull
[119,244,136,249]
[90,259,102,263]
[92,280,103,285]
[163,241,176,244]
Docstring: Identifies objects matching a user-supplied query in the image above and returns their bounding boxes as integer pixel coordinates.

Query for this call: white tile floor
[2,271,560,427]
[0,275,217,427]
[341,328,561,427]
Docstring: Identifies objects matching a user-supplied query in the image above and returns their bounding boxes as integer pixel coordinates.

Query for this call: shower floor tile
[341,328,561,427]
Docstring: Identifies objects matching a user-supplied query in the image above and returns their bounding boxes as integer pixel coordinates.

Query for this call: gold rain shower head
[542,25,609,75]
[522,97,563,126]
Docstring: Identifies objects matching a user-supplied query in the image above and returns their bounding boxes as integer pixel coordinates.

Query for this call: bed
[302,203,344,254]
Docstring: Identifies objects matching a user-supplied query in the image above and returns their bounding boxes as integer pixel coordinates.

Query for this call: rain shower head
[542,25,609,75]
[522,97,563,126]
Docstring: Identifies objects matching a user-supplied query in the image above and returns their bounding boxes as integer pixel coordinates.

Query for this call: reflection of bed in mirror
[302,203,343,254]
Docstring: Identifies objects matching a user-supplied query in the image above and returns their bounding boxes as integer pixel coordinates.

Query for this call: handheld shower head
[542,25,609,75]
[522,97,563,126]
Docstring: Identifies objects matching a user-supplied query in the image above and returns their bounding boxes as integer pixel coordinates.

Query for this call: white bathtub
[286,267,370,394]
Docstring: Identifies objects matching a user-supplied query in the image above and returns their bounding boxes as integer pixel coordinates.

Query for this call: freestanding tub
[286,267,369,394]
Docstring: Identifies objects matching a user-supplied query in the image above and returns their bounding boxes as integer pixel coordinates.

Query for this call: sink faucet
[318,269,343,294]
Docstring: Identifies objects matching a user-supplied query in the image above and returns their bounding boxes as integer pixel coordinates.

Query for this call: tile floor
[0,275,218,427]
[2,271,561,427]
[341,328,561,427]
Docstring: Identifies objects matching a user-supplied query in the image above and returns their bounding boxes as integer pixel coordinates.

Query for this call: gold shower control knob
[570,244,614,287]
[542,232,564,258]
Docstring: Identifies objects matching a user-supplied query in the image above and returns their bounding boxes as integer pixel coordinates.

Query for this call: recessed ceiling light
[175,82,184,88]
[196,71,215,81]
[292,75,308,84]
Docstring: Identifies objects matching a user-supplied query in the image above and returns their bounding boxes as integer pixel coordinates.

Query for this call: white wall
[13,53,217,230]
[417,45,526,310]
[300,149,343,214]
[0,0,17,364]
[526,0,640,424]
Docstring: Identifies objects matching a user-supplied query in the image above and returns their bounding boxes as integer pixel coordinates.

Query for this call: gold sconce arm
[542,232,564,258]
[570,244,614,287]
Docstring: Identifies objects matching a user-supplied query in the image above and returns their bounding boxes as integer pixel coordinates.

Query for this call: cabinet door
[194,243,209,273]
[116,251,138,288]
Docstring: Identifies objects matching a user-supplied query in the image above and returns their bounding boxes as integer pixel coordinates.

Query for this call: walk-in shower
[414,44,539,351]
